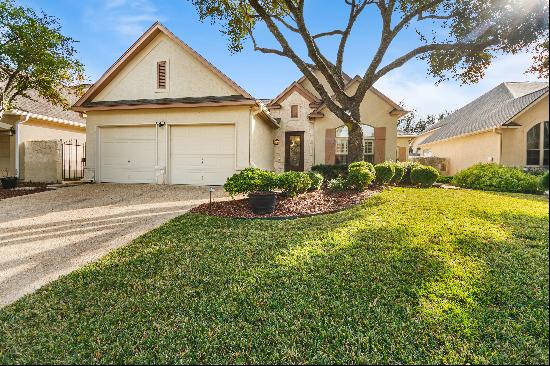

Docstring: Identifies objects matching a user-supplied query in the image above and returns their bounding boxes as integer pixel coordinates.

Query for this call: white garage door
[170,125,235,185]
[99,126,156,183]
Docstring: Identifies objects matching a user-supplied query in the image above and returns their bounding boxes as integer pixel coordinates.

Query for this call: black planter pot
[1,176,18,189]
[248,191,276,215]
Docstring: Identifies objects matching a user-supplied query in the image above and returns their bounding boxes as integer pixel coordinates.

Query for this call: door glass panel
[526,123,540,165]
[289,135,301,167]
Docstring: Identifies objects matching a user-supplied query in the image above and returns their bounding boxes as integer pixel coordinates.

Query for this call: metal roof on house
[421,82,549,145]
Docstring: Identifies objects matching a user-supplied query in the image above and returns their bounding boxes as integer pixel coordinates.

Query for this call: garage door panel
[100,126,156,184]
[170,125,235,185]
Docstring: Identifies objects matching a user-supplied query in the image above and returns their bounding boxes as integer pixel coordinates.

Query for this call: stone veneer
[269,91,315,172]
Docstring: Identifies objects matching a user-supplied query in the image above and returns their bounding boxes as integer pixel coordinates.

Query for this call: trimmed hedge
[541,172,549,190]
[224,168,278,196]
[327,177,347,192]
[410,165,439,188]
[307,171,324,191]
[401,161,423,185]
[374,162,395,184]
[311,164,348,180]
[277,171,312,197]
[347,162,375,191]
[436,175,454,184]
[452,164,542,194]
[391,163,405,184]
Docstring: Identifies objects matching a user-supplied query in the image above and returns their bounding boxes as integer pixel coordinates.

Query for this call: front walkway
[0,183,228,307]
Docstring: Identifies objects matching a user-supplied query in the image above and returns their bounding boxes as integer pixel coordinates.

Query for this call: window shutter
[325,128,336,164]
[374,127,386,163]
[157,61,167,89]
[291,105,299,118]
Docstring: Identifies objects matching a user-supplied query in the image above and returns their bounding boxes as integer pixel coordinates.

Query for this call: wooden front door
[285,131,305,171]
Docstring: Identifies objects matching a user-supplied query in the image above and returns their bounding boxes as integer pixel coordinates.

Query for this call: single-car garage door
[170,124,235,185]
[99,126,156,183]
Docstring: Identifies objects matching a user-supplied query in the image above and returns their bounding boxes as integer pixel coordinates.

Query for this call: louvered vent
[157,61,167,89]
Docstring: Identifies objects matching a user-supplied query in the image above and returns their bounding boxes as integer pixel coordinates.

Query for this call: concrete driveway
[0,183,228,308]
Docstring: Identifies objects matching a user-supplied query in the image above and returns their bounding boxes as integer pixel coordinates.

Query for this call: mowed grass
[0,188,548,364]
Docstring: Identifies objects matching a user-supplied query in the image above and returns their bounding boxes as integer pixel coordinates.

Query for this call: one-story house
[73,22,406,185]
[0,89,86,182]
[418,82,549,175]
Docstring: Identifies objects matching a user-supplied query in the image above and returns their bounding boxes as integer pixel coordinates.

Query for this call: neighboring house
[396,129,416,161]
[418,82,549,175]
[0,89,86,182]
[73,22,406,185]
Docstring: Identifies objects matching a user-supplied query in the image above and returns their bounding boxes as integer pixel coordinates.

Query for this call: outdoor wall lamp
[157,121,166,127]
[9,127,15,136]
[273,138,280,146]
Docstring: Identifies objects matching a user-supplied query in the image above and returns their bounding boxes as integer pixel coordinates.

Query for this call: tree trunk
[347,121,364,163]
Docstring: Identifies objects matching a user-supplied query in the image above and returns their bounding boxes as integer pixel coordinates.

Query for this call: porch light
[209,187,215,203]
[9,127,15,136]
[273,138,280,146]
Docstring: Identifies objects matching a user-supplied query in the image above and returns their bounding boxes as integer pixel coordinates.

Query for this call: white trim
[9,109,85,128]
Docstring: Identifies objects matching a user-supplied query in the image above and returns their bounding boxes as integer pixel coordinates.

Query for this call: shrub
[541,172,549,191]
[436,175,454,184]
[452,163,541,194]
[307,171,324,191]
[224,168,278,197]
[374,162,395,185]
[391,163,405,184]
[327,177,347,192]
[277,171,312,197]
[311,164,348,180]
[401,161,423,185]
[410,165,439,188]
[347,162,375,191]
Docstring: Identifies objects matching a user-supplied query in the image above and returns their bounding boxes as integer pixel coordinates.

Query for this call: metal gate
[61,139,86,180]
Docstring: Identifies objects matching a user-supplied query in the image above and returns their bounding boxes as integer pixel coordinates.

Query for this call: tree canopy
[192,0,548,162]
[0,0,85,117]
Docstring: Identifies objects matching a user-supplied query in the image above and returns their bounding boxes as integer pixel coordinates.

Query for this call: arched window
[335,124,375,165]
[526,121,549,166]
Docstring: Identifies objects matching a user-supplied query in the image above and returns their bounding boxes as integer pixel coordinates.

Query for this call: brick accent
[325,128,336,164]
[374,127,386,164]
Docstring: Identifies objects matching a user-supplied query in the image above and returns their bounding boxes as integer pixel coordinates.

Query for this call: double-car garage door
[99,124,235,185]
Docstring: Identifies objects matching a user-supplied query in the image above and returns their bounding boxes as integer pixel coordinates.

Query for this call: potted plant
[224,167,279,214]
[0,176,18,189]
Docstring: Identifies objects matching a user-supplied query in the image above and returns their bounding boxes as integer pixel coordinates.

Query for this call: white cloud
[84,0,165,38]
[375,52,548,117]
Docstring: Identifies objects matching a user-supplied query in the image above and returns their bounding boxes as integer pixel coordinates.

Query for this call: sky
[16,0,548,117]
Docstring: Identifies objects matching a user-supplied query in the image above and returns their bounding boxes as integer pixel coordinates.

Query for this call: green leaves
[452,163,543,193]
[0,0,85,113]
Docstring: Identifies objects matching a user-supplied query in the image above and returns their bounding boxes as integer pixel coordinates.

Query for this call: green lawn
[1,188,548,364]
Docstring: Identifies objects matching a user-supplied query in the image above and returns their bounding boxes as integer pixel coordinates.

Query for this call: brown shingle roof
[11,88,86,125]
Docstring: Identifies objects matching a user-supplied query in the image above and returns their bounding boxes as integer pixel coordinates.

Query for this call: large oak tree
[0,0,85,119]
[192,0,548,162]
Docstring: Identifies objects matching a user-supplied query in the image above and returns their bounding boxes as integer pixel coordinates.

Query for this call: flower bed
[0,182,47,200]
[191,189,379,219]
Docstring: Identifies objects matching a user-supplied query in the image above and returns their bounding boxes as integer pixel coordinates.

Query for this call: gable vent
[157,61,167,89]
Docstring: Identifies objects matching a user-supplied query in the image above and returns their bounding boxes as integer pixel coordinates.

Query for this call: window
[526,122,549,166]
[334,125,375,164]
[290,105,299,118]
[157,61,167,89]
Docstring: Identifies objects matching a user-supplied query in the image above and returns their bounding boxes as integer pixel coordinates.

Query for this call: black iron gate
[62,139,86,181]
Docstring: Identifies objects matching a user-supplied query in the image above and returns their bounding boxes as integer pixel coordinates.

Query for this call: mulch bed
[191,189,380,219]
[0,182,48,201]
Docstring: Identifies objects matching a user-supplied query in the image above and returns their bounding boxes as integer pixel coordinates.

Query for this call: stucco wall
[411,129,437,155]
[250,113,275,170]
[93,33,239,102]
[421,131,501,175]
[0,135,10,176]
[313,86,399,165]
[20,140,62,183]
[501,95,549,167]
[269,92,315,172]
[85,106,254,182]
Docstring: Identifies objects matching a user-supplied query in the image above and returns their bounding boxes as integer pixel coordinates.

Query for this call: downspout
[15,113,30,178]
[494,127,502,165]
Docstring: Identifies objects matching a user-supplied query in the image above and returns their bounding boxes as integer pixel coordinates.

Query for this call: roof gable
[421,82,549,145]
[74,22,252,109]
[267,81,319,107]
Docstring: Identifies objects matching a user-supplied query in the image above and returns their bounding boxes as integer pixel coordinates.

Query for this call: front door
[285,131,304,171]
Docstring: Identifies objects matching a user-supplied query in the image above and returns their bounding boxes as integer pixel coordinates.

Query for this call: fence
[61,139,86,181]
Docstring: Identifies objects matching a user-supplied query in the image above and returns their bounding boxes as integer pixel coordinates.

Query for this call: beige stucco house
[418,82,549,175]
[73,22,405,185]
[0,89,86,182]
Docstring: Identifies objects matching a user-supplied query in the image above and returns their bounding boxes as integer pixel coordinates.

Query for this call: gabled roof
[267,81,319,107]
[6,88,86,127]
[73,22,253,110]
[421,82,549,145]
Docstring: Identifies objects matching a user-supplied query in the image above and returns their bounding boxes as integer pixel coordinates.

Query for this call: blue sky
[17,0,547,117]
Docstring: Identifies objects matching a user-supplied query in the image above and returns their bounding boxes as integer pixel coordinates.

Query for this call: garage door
[99,126,156,183]
[170,125,235,185]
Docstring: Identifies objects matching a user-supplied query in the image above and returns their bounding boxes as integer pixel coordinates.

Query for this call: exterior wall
[85,106,254,182]
[421,131,501,175]
[269,92,314,172]
[313,86,400,165]
[396,136,413,161]
[20,140,62,183]
[501,95,549,167]
[93,33,238,103]
[0,134,10,176]
[250,112,275,170]
[411,129,437,155]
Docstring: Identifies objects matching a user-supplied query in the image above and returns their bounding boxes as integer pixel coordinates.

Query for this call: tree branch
[312,29,344,39]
